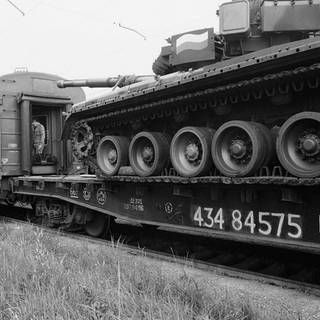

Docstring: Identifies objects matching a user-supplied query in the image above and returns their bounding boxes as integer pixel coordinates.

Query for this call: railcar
[0,71,84,202]
[7,0,320,253]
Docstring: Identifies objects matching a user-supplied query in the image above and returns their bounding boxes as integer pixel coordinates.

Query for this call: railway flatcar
[7,0,320,253]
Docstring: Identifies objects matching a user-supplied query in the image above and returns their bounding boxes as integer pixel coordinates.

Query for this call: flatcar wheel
[96,136,129,176]
[83,213,109,237]
[129,132,170,177]
[276,112,320,177]
[212,121,267,177]
[170,127,214,177]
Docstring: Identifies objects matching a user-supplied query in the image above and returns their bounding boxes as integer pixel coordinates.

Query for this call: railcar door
[19,94,72,175]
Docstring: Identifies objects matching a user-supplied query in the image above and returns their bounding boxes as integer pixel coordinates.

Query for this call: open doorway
[32,114,49,164]
[31,104,62,174]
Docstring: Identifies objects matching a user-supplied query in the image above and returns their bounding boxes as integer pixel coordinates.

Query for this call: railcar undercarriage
[12,175,320,254]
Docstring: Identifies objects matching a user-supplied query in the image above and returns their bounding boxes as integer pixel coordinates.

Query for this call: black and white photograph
[0,0,320,319]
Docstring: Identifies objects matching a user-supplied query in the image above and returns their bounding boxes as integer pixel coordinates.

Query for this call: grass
[0,224,308,320]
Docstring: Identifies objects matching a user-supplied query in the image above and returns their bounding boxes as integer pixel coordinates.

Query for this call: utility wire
[114,22,146,40]
[4,0,147,41]
[6,0,25,15]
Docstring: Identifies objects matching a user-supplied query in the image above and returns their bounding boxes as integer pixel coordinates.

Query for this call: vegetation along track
[1,206,320,297]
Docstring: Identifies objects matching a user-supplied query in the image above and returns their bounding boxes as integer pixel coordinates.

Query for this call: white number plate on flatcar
[192,207,302,239]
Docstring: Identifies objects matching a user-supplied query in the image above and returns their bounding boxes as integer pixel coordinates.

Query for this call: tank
[59,0,320,180]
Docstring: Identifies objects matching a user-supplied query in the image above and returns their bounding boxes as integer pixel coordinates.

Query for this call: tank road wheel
[129,132,170,176]
[212,121,272,177]
[96,136,129,176]
[170,127,214,177]
[83,212,110,237]
[277,112,320,178]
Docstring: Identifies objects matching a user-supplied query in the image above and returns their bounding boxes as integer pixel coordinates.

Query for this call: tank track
[74,62,320,185]
[72,62,320,128]
[98,173,320,186]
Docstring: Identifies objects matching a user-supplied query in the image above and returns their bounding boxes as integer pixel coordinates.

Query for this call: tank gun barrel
[57,75,155,89]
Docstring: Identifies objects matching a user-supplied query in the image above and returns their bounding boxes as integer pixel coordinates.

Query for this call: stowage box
[261,0,320,32]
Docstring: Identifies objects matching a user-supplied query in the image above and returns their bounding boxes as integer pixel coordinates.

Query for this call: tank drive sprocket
[70,122,94,161]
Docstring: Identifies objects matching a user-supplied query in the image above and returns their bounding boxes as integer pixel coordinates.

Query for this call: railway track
[1,206,320,298]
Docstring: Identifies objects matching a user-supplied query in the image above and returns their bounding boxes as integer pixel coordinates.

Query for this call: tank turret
[219,0,320,56]
[153,0,320,75]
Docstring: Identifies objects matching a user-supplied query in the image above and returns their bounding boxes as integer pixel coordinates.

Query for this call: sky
[0,0,223,97]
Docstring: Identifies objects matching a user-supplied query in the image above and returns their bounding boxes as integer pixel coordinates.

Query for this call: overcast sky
[0,0,223,97]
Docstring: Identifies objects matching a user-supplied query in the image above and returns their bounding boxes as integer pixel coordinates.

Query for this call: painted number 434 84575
[193,207,303,239]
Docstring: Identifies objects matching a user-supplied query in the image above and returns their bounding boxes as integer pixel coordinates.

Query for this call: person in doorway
[32,119,46,160]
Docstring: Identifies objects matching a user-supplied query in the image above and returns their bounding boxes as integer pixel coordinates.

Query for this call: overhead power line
[6,0,25,15]
[114,22,147,40]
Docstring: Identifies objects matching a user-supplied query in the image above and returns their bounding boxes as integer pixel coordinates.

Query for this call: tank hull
[62,37,320,181]
[64,36,320,130]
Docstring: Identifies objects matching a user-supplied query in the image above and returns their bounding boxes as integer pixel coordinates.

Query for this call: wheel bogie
[83,212,110,237]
